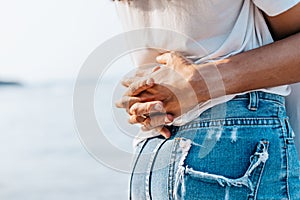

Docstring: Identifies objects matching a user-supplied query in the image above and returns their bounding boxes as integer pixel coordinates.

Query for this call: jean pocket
[172,139,269,200]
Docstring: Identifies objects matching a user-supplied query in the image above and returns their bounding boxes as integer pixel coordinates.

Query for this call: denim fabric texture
[129,92,300,200]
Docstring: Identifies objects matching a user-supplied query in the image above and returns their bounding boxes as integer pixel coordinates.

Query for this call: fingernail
[154,104,163,112]
[161,130,171,139]
[165,115,173,123]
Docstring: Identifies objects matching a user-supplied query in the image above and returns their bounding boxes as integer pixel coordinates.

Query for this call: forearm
[192,32,300,101]
[221,32,300,94]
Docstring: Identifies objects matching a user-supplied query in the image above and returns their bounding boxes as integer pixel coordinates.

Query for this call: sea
[0,80,131,200]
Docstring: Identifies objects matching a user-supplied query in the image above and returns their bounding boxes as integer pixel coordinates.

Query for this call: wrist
[187,64,210,103]
[188,62,228,103]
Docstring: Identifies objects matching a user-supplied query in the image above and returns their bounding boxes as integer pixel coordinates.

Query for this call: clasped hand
[116,52,205,138]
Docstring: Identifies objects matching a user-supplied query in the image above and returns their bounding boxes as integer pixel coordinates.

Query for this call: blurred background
[0,0,132,199]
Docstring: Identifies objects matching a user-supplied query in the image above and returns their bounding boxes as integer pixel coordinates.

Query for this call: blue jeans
[129,92,300,200]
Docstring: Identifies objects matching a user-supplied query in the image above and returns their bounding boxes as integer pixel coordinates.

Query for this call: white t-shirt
[115,0,299,142]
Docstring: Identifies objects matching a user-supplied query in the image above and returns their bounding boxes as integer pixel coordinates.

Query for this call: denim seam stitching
[286,146,291,200]
[177,118,281,131]
[188,117,280,124]
[279,118,290,200]
[168,139,179,200]
[232,98,285,107]
[285,119,291,200]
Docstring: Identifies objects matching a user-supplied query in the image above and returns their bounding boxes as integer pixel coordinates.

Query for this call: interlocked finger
[125,78,155,96]
[121,77,137,87]
[129,101,164,116]
[141,113,173,130]
[128,115,147,124]
[115,96,144,112]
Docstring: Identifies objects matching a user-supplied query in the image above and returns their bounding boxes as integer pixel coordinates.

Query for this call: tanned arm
[209,4,300,97]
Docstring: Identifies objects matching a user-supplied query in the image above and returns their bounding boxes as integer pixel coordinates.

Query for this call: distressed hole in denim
[225,186,230,200]
[173,139,270,200]
[231,127,238,143]
[215,127,223,142]
[198,127,223,159]
[173,138,193,199]
[207,129,214,140]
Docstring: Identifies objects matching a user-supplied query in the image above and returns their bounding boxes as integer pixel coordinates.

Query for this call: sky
[0,0,123,82]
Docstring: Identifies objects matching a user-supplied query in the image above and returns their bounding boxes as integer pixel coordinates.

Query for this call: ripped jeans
[129,92,300,200]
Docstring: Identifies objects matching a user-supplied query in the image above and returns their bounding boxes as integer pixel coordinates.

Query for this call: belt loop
[248,91,259,111]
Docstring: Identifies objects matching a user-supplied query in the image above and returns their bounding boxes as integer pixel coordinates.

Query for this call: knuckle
[115,99,123,108]
[131,115,144,124]
[129,104,137,115]
[129,85,136,94]
[128,116,135,124]
[122,97,130,109]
